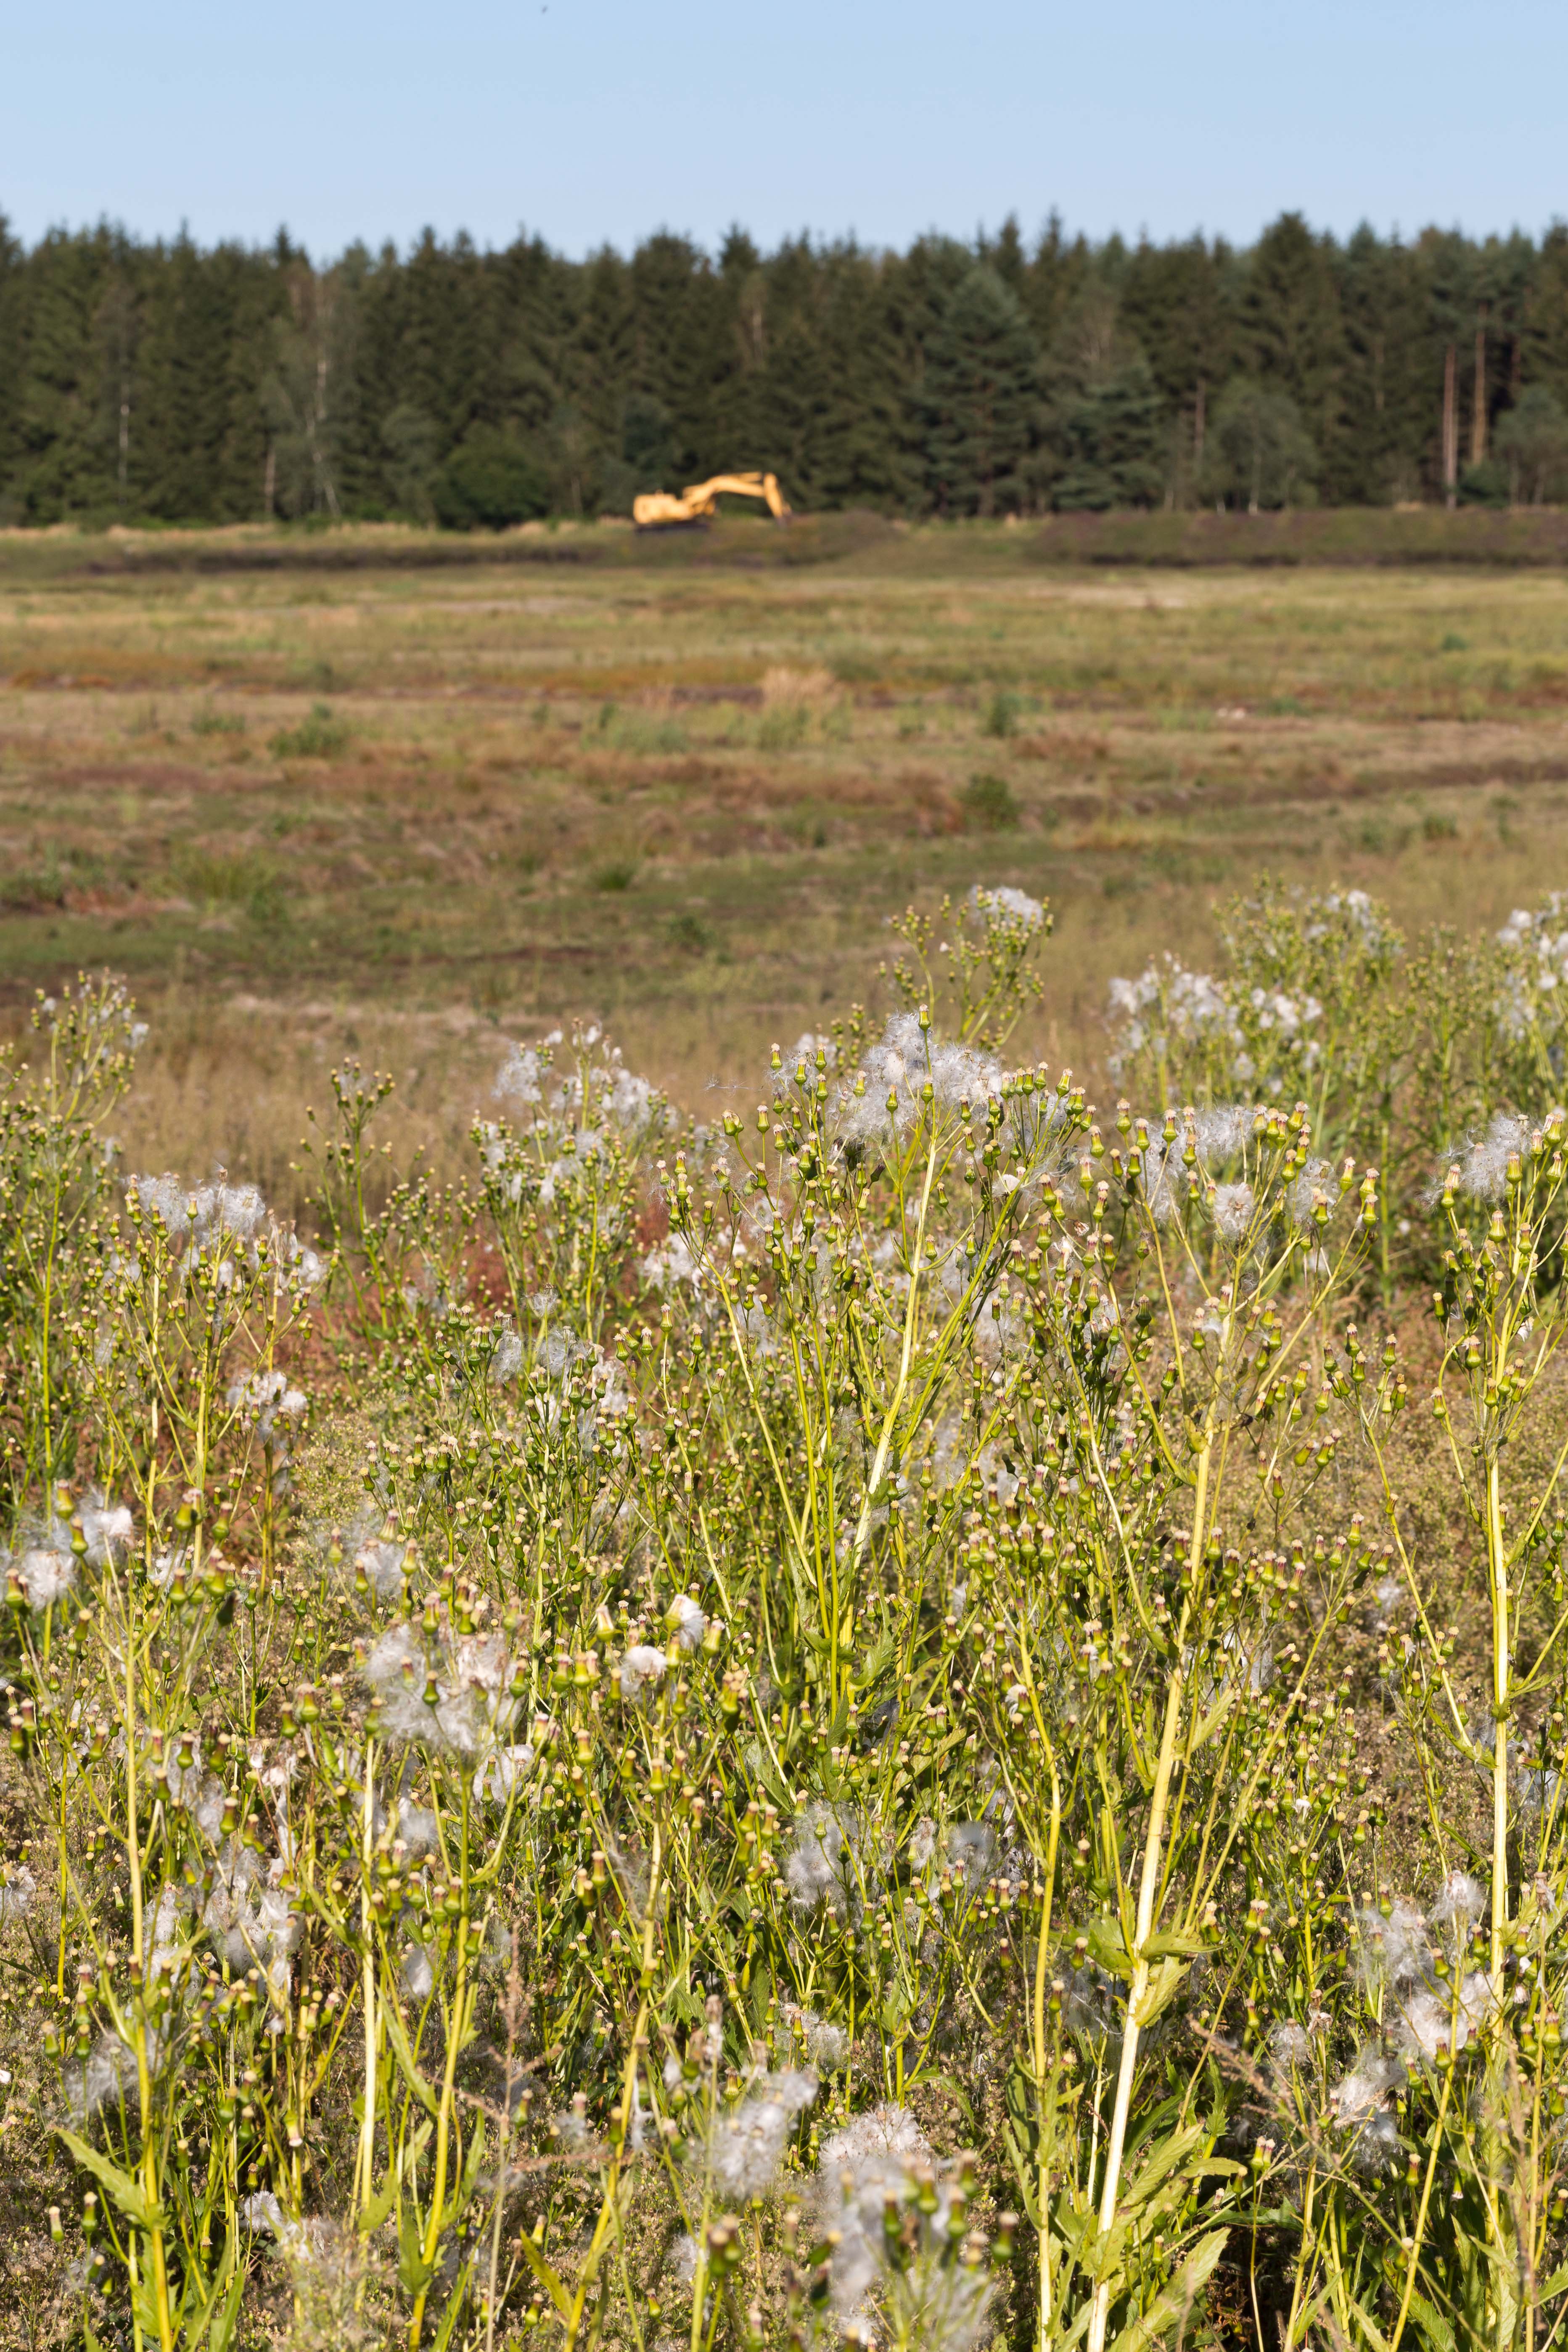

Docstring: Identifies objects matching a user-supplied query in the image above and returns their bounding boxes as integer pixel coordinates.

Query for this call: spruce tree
[1120,236,1232,502]
[1495,384,1568,503]
[812,246,914,509]
[627,234,720,479]
[136,235,254,521]
[917,265,1040,516]
[1016,212,1095,352]
[1050,355,1166,510]
[1240,214,1349,497]
[711,227,768,464]
[9,228,125,519]
[570,247,637,461]
[9,211,1568,524]
[1335,228,1431,504]
[0,214,23,514]
[1522,226,1568,414]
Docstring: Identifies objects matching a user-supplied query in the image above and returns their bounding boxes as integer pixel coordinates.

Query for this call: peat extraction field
[5,517,1568,1192]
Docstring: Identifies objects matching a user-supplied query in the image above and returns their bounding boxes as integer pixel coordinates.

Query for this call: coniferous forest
[8,208,1568,526]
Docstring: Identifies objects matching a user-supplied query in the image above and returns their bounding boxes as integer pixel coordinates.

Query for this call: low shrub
[962,770,1021,829]
[270,701,349,760]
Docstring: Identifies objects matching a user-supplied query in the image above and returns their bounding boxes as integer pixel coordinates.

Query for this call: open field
[5,516,1568,1195]
[12,522,1568,2351]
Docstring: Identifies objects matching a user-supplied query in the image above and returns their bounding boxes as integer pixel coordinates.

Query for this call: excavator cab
[633,471,792,529]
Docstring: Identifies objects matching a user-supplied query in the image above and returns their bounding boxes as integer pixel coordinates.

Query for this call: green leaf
[1002,2122,1043,2225]
[1132,1956,1189,2028]
[910,2066,976,2127]
[452,2110,488,2221]
[1332,2285,1390,2352]
[1107,2228,1230,2352]
[1407,2289,1459,2352]
[431,2260,474,2352]
[131,2270,164,2349]
[663,1980,706,2029]
[857,1633,899,1690]
[1190,1694,1237,1750]
[880,1986,912,2034]
[1005,2057,1039,2135]
[56,2128,154,2229]
[1142,1929,1211,1960]
[360,2175,401,2237]
[1086,1914,1134,1981]
[198,2243,247,2352]
[744,1745,792,1812]
[397,2204,436,2298]
[517,2228,576,2324]
[1118,2123,1204,2212]
[382,2001,439,2117]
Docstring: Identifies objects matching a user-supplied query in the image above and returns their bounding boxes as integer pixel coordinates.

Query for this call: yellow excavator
[632,470,792,529]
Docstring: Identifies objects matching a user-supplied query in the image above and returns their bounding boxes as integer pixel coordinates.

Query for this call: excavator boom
[633,469,792,528]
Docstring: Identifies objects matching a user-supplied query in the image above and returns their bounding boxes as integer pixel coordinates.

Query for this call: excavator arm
[633,470,792,528]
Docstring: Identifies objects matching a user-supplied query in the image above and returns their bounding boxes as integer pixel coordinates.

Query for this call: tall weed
[5,885,1568,2351]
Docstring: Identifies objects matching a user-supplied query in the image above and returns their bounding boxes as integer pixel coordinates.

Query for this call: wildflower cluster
[6,887,1568,2352]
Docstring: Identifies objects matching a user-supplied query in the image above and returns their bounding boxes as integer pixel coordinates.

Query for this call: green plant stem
[849,1111,940,1581]
[1489,1450,1511,1979]
[1385,2058,1455,2352]
[356,1738,379,2236]
[408,1781,472,2350]
[122,1594,174,2352]
[1084,1439,1208,2352]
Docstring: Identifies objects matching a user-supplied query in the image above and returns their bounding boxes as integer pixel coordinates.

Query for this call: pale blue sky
[7,0,1566,260]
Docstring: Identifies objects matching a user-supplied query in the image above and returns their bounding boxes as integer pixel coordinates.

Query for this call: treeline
[6,209,1568,526]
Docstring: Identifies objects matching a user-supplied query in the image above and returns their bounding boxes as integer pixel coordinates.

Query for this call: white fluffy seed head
[619,1645,667,1701]
[666,1594,707,1650]
[1210,1181,1256,1241]
[698,2068,818,2202]
[970,883,1044,930]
